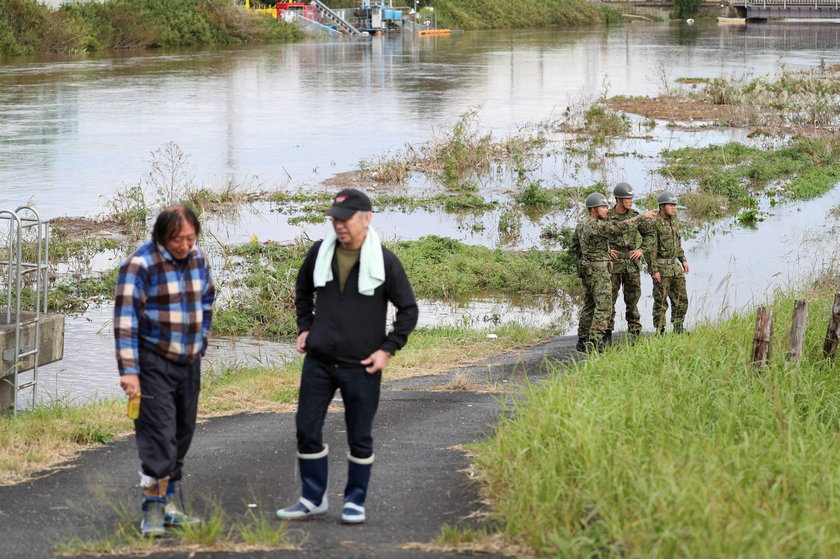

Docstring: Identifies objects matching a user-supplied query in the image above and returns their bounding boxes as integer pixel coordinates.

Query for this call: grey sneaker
[164,503,201,527]
[141,498,165,537]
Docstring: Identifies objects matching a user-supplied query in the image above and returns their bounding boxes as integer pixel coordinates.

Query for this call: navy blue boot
[342,453,373,524]
[276,445,329,520]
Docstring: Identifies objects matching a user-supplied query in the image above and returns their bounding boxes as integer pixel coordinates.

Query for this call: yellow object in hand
[127,393,141,419]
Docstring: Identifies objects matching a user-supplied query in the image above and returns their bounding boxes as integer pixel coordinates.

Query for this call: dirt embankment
[604,96,731,122]
[604,96,832,136]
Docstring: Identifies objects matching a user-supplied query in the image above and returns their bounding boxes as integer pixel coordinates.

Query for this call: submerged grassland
[471,279,840,557]
[659,136,840,223]
[211,235,576,338]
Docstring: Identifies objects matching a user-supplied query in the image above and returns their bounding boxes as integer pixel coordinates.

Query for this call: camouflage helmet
[657,191,678,205]
[613,182,634,199]
[585,192,609,208]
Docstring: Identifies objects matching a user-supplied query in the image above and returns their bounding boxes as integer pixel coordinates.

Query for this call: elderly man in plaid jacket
[114,205,215,536]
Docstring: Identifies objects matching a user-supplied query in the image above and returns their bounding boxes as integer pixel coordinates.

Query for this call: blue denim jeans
[295,355,381,459]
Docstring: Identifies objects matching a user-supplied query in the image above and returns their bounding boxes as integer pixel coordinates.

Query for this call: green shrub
[2,0,299,55]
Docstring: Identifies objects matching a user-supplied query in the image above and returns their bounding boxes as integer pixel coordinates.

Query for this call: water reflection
[3,23,840,215]
[3,22,840,404]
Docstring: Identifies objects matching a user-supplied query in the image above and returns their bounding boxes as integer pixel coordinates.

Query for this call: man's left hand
[361,350,391,374]
[682,261,690,274]
[629,249,643,261]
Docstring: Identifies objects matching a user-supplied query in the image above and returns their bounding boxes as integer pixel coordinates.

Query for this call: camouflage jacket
[571,213,647,273]
[645,214,686,277]
[606,207,654,274]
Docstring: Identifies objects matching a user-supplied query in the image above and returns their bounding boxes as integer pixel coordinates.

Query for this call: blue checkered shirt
[114,240,215,376]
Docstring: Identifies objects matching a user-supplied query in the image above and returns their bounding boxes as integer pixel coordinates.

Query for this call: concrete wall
[0,313,65,411]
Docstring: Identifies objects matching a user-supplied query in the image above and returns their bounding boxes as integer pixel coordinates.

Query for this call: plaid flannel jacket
[114,240,215,376]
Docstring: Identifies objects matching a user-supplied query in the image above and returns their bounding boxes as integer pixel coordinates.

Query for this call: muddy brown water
[3,21,840,404]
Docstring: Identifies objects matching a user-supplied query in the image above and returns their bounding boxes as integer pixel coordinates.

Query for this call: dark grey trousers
[135,349,201,481]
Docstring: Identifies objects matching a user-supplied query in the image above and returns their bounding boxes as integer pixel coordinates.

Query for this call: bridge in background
[730,0,840,18]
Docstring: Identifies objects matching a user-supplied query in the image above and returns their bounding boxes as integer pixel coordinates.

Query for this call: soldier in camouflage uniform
[605,182,654,343]
[571,193,656,352]
[645,191,690,334]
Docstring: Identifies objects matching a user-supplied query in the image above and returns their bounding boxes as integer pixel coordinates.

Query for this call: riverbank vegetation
[212,235,576,337]
[470,275,840,556]
[433,0,623,30]
[606,65,840,132]
[358,108,549,188]
[660,136,840,221]
[0,0,298,56]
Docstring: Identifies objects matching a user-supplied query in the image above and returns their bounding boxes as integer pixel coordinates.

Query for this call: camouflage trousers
[577,267,613,340]
[609,271,642,334]
[652,274,688,331]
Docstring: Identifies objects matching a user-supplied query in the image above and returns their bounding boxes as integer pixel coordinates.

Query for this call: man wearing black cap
[276,188,418,525]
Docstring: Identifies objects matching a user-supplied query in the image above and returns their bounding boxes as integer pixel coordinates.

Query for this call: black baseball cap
[325,188,372,220]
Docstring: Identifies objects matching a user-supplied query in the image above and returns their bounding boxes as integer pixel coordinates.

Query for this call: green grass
[0,0,300,56]
[659,137,840,220]
[434,0,617,30]
[391,235,575,299]
[472,283,840,557]
[213,236,576,337]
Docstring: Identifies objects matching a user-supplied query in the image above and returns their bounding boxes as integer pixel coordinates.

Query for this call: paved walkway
[0,335,584,558]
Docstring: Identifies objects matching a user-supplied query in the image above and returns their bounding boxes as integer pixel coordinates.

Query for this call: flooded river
[2,21,840,404]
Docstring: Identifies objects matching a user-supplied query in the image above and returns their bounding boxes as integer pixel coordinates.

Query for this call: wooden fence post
[752,306,773,368]
[787,299,809,367]
[824,293,840,360]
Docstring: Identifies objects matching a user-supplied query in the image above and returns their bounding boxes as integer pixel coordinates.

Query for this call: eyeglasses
[169,235,197,244]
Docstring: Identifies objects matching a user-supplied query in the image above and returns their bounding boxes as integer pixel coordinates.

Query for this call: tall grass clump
[472,286,840,557]
[391,235,574,299]
[691,66,840,128]
[212,239,309,338]
[434,0,613,30]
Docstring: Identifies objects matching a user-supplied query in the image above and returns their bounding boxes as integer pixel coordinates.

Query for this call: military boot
[674,323,686,334]
[140,476,169,537]
[601,330,613,345]
[342,453,373,524]
[575,337,589,352]
[584,339,604,353]
[276,446,329,520]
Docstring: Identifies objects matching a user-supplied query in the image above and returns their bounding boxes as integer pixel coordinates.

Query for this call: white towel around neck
[313,226,385,296]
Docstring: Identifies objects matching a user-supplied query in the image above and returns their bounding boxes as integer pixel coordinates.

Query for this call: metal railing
[281,10,344,37]
[1,207,50,415]
[310,0,364,35]
[744,0,840,6]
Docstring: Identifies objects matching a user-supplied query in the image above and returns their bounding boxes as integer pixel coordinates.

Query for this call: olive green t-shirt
[335,245,360,292]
